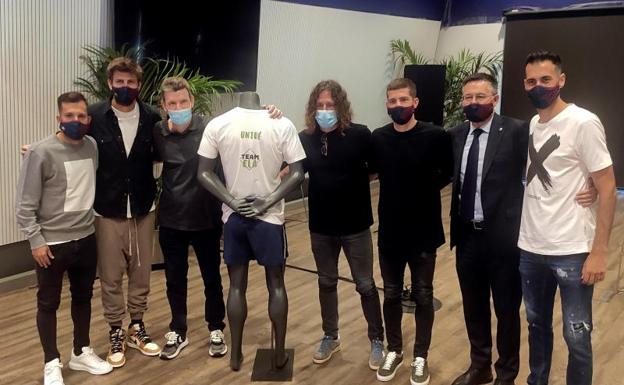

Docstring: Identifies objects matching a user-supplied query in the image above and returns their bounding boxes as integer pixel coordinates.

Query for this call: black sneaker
[159,331,189,360]
[410,357,430,385]
[377,351,403,382]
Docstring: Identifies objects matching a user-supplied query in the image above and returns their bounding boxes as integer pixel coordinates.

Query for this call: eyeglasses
[321,133,328,157]
[461,94,496,102]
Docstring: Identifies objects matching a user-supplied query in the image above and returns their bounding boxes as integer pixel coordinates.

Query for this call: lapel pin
[499,127,503,132]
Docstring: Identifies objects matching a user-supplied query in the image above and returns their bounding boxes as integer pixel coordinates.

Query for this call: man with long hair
[299,80,385,369]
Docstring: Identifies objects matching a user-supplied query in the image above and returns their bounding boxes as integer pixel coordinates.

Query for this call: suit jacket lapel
[453,122,470,187]
[482,113,504,181]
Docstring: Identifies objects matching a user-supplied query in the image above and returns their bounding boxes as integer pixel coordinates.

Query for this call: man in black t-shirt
[371,78,453,385]
[154,78,284,363]
[152,77,226,361]
[298,80,385,370]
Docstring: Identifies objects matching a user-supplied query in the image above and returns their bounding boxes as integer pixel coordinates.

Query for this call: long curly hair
[304,80,352,135]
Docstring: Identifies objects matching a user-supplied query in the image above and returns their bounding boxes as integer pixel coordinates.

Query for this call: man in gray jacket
[16,92,112,385]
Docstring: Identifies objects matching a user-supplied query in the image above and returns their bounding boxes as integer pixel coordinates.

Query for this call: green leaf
[73,43,240,113]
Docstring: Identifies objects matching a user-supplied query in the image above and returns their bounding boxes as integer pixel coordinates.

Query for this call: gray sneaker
[159,331,188,360]
[369,339,385,370]
[376,351,403,382]
[209,330,228,357]
[312,335,341,364]
[410,357,430,385]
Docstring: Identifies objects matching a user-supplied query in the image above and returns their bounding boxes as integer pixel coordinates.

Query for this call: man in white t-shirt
[518,51,616,385]
[197,91,306,371]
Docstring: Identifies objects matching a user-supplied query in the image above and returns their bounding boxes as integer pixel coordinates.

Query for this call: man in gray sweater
[16,92,113,385]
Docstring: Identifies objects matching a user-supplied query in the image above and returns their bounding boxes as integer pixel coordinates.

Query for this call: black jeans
[159,226,226,336]
[456,228,521,381]
[379,250,435,358]
[36,234,97,363]
[310,229,384,341]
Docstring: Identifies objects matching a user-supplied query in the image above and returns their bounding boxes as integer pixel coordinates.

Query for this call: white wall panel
[0,0,112,246]
[257,0,441,132]
[434,22,505,61]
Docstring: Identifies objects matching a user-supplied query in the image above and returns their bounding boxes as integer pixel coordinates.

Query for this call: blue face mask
[168,108,193,126]
[59,121,89,140]
[315,110,337,132]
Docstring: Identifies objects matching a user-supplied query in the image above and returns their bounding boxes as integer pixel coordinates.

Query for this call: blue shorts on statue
[223,214,286,266]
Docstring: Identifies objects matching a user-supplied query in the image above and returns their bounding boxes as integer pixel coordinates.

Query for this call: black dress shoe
[451,367,493,385]
[493,380,515,385]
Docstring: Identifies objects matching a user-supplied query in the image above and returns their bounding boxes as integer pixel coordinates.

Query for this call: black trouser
[379,250,436,358]
[455,226,521,382]
[36,234,97,363]
[159,226,226,337]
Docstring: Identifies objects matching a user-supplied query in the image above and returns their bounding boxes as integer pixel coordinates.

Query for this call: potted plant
[75,44,241,114]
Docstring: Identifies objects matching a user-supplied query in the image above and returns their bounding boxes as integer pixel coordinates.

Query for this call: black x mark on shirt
[527,133,560,192]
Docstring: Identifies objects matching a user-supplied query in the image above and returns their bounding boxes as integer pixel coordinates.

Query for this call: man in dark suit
[449,73,596,385]
[449,72,526,385]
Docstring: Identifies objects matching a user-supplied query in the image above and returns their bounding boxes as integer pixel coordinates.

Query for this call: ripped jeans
[519,250,593,385]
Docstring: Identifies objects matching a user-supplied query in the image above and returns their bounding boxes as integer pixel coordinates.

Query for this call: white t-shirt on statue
[197,107,306,226]
[518,104,612,255]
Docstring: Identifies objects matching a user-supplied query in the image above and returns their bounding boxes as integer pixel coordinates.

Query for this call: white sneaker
[44,358,64,385]
[209,329,228,357]
[68,346,113,375]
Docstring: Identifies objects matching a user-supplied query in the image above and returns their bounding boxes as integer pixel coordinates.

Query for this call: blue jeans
[519,250,593,385]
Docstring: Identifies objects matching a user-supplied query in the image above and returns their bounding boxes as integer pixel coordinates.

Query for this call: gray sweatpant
[96,212,155,326]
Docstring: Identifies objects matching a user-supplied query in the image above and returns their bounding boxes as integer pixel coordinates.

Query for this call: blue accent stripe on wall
[275,0,445,21]
[444,0,619,26]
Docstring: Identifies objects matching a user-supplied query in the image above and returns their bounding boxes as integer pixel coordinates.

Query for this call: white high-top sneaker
[44,358,64,385]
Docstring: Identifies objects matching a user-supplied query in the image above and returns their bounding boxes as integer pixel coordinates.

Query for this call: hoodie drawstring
[128,217,141,267]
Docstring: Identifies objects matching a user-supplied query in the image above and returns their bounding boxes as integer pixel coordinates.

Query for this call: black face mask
[112,86,139,106]
[387,106,414,125]
[526,85,560,109]
[463,103,494,123]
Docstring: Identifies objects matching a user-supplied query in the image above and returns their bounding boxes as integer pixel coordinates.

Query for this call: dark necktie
[460,128,484,221]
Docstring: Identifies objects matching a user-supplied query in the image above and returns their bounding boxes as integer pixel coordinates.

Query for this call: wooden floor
[2,186,624,385]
